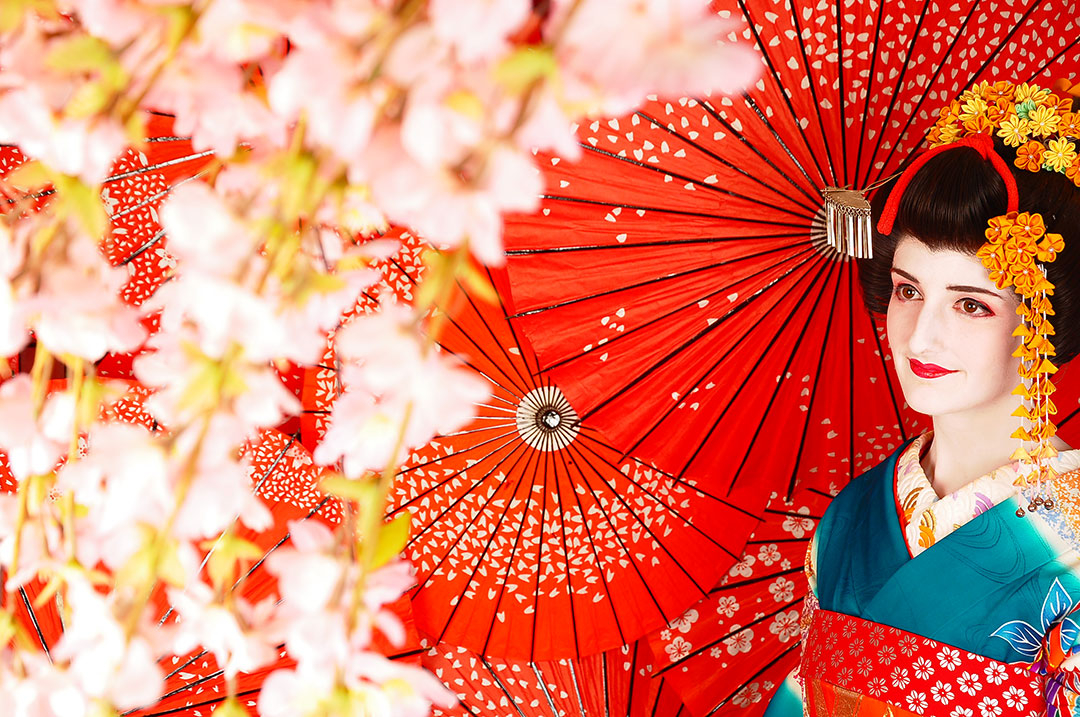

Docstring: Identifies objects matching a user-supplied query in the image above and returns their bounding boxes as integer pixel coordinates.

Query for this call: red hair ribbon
[876,133,1019,235]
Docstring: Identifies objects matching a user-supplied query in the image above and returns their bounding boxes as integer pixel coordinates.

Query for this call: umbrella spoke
[875,3,983,181]
[577,143,817,222]
[785,255,846,498]
[857,0,934,187]
[703,642,800,716]
[565,440,711,602]
[735,0,828,189]
[654,597,803,676]
[787,5,839,187]
[536,193,813,225]
[505,230,808,256]
[620,251,828,468]
[543,244,818,399]
[394,430,525,530]
[636,107,821,213]
[643,256,832,479]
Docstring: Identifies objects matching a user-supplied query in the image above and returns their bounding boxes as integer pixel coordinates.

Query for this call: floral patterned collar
[895,432,1080,557]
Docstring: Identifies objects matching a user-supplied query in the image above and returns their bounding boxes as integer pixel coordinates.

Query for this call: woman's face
[886,236,1022,420]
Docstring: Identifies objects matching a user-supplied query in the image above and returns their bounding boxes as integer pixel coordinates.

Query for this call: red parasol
[302,230,758,660]
[424,636,689,717]
[642,485,836,716]
[501,0,1080,560]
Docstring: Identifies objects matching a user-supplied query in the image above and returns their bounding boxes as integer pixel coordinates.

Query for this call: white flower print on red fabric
[932,681,956,704]
[914,657,935,680]
[665,636,691,661]
[978,696,1003,717]
[781,509,814,538]
[667,608,698,634]
[769,610,800,643]
[836,668,853,687]
[757,542,781,565]
[716,596,738,618]
[856,657,874,676]
[984,663,1007,686]
[768,577,795,603]
[891,667,911,690]
[899,635,920,656]
[728,554,755,578]
[868,678,888,697]
[906,691,929,715]
[1003,686,1027,710]
[939,646,962,670]
[848,637,865,656]
[731,683,761,707]
[879,645,897,665]
[950,708,975,717]
[724,627,753,655]
[958,671,983,696]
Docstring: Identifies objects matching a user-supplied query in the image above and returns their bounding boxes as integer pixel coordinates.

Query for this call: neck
[924,400,1021,497]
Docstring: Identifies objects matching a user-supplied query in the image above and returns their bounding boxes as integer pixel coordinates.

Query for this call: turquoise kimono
[765,442,1080,716]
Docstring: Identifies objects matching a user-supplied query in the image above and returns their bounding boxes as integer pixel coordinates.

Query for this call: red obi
[801,608,1045,716]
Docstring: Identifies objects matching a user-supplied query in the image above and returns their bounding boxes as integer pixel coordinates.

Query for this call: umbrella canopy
[501,0,1080,540]
[302,230,759,660]
[642,485,836,716]
[424,636,689,717]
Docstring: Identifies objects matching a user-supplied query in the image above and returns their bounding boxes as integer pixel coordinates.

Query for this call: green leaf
[53,175,108,239]
[494,46,557,94]
[460,261,498,305]
[371,512,411,568]
[200,534,262,591]
[5,160,51,191]
[319,474,377,503]
[212,698,248,717]
[45,35,115,74]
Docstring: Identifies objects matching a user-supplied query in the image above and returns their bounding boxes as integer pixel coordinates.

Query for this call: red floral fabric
[803,608,1044,717]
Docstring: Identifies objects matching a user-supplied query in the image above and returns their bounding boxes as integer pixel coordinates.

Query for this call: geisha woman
[765,82,1080,717]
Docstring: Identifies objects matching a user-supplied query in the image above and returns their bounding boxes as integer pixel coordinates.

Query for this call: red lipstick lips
[908,358,957,379]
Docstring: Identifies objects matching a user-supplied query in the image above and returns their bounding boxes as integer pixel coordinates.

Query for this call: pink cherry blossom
[167,580,279,680]
[52,577,165,710]
[57,422,172,570]
[27,237,146,361]
[313,304,488,476]
[428,0,530,64]
[0,376,74,480]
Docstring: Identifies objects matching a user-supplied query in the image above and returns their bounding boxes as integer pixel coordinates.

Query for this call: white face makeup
[886,236,1023,420]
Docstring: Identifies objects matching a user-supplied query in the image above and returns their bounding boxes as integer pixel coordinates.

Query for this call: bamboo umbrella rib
[855,0,933,188]
[785,259,847,498]
[506,230,811,256]
[693,101,822,208]
[577,143,817,221]
[704,642,801,716]
[633,108,821,214]
[672,257,835,481]
[512,241,814,331]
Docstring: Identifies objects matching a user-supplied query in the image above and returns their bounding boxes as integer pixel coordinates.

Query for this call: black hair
[859,135,1080,365]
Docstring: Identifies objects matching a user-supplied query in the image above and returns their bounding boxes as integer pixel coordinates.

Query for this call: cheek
[951,318,1020,374]
[885,299,914,351]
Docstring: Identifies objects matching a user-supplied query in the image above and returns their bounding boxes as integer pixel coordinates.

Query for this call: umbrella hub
[515,385,580,451]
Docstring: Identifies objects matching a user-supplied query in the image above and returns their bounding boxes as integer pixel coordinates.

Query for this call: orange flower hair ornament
[878,81,1077,513]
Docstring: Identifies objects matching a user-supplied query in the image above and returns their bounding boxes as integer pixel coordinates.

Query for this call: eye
[957,298,992,316]
[893,283,919,301]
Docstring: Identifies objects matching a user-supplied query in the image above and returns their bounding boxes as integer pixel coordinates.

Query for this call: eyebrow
[890,267,1008,300]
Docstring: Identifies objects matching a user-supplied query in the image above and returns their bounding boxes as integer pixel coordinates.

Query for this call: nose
[905,300,945,356]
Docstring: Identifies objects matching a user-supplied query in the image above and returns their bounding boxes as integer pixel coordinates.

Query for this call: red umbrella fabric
[500,0,1080,559]
[424,636,689,717]
[302,230,758,660]
[641,485,837,717]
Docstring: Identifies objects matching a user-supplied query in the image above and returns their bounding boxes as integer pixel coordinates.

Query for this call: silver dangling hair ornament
[821,172,904,259]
